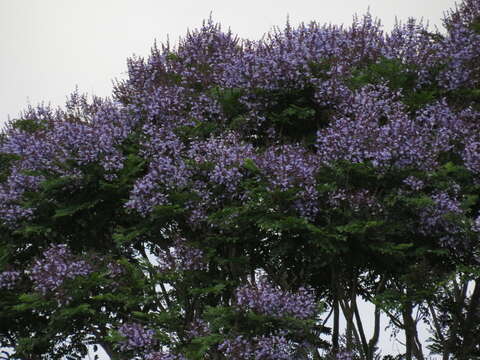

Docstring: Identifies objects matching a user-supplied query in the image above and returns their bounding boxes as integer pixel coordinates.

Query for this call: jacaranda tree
[1,0,479,359]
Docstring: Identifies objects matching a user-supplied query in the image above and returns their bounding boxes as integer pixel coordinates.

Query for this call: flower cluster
[118,322,156,351]
[256,144,320,218]
[439,0,480,90]
[472,216,480,233]
[403,176,425,192]
[419,191,464,245]
[336,351,354,360]
[185,319,210,340]
[145,352,186,360]
[463,136,480,175]
[2,95,134,176]
[0,95,135,225]
[328,188,383,216]
[383,18,443,86]
[235,279,316,319]
[0,167,38,224]
[220,14,384,106]
[157,237,205,272]
[0,270,21,290]
[125,125,189,216]
[106,262,124,277]
[218,334,297,360]
[28,244,92,295]
[114,19,234,127]
[317,87,463,171]
[189,133,254,193]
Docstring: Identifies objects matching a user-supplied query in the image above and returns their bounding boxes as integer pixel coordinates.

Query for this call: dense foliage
[1,1,480,359]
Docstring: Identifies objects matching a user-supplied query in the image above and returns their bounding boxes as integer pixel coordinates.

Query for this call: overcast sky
[0,0,458,358]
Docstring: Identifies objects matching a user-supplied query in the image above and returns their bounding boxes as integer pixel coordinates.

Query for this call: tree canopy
[1,1,480,359]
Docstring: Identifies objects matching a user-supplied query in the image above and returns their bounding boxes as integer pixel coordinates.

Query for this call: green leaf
[54,304,95,320]
[53,200,100,218]
[14,224,52,236]
[243,158,260,173]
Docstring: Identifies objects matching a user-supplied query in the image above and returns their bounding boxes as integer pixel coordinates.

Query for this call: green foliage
[349,58,417,91]
[8,118,48,133]
[471,18,480,34]
[348,57,444,111]
[209,87,245,120]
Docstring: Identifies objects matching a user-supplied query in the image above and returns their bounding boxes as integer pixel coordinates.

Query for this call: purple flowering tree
[1,1,480,359]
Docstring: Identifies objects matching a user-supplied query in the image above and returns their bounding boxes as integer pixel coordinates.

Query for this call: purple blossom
[336,350,354,360]
[328,188,383,215]
[256,144,320,218]
[28,244,92,295]
[185,319,210,339]
[2,96,134,176]
[235,278,316,319]
[126,154,189,215]
[127,131,256,220]
[0,167,38,224]
[472,215,480,233]
[0,96,135,226]
[185,133,255,224]
[383,18,443,86]
[419,191,464,245]
[106,262,124,277]
[125,125,190,216]
[218,334,298,360]
[157,237,205,272]
[115,19,235,127]
[145,352,186,360]
[118,322,156,351]
[189,132,254,193]
[403,176,425,191]
[0,270,21,290]
[463,136,480,175]
[438,0,480,90]
[317,87,461,171]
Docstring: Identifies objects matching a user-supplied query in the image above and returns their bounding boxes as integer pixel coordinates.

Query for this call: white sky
[0,0,457,358]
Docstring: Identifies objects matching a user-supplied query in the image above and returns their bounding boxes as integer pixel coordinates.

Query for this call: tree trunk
[402,301,414,360]
[459,278,480,360]
[366,304,381,360]
[332,269,340,355]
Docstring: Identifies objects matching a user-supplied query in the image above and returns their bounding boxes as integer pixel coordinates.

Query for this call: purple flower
[472,215,480,233]
[419,191,464,246]
[336,350,354,360]
[118,322,156,351]
[157,237,205,272]
[0,270,21,290]
[0,95,135,226]
[403,176,425,191]
[106,262,124,277]
[256,144,320,218]
[146,352,186,360]
[28,244,92,295]
[328,188,383,215]
[235,278,316,319]
[219,334,298,360]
